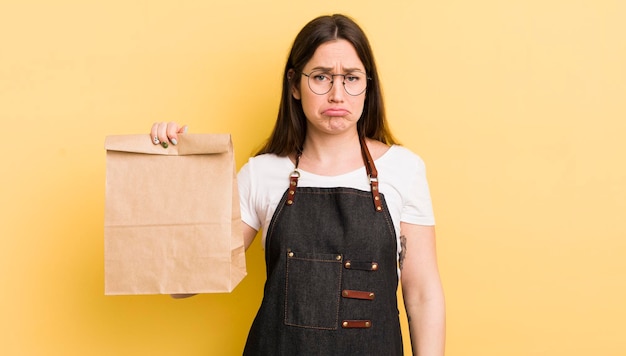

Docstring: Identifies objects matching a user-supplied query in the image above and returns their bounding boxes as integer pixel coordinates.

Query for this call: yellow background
[1,0,625,355]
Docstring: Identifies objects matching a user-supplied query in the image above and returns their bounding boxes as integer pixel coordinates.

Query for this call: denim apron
[243,137,403,355]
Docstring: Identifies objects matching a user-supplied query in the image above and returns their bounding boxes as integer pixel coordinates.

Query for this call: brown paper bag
[104,134,246,295]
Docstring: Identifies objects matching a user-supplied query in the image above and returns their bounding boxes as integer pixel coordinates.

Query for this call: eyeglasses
[301,70,370,96]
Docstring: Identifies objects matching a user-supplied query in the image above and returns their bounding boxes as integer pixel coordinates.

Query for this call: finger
[166,122,187,145]
[150,122,160,145]
[157,122,168,147]
[166,122,179,145]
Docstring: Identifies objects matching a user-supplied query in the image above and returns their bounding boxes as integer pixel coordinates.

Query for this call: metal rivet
[372,186,377,191]
[289,190,294,195]
[369,292,375,298]
[288,251,294,257]
[335,255,342,261]
[344,261,351,268]
[376,206,382,211]
[371,263,378,270]
[290,181,296,186]
[342,290,349,297]
[374,196,380,201]
[342,321,348,327]
[365,321,371,328]
[287,200,293,205]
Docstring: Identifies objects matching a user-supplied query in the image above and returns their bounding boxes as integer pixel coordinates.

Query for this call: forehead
[305,39,364,71]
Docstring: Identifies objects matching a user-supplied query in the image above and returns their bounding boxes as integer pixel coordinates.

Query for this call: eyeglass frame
[300,70,371,96]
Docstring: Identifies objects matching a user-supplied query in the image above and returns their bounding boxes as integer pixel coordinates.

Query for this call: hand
[150,122,188,147]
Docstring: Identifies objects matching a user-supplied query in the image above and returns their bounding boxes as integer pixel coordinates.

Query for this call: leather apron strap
[286,136,383,212]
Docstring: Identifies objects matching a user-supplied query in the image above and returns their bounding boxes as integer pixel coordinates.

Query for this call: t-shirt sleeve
[237,161,261,231]
[401,153,436,226]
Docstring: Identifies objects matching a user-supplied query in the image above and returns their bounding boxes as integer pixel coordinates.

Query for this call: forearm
[399,223,445,355]
[405,292,446,356]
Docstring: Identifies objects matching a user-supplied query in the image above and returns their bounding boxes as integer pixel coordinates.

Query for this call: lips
[323,108,349,116]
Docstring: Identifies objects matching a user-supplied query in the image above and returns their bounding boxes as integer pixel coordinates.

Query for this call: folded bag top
[104,133,231,156]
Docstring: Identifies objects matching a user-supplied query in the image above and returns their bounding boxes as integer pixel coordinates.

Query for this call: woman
[151,14,445,355]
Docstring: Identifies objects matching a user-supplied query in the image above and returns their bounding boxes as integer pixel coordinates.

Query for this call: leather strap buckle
[285,170,300,206]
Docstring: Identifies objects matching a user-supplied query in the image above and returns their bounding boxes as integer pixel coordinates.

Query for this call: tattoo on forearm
[399,235,407,270]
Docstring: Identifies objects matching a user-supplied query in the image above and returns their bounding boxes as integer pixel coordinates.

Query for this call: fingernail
[161,141,169,149]
[183,126,188,134]
[171,138,178,145]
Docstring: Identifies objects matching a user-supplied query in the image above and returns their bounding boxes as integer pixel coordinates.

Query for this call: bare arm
[243,222,258,251]
[400,222,446,355]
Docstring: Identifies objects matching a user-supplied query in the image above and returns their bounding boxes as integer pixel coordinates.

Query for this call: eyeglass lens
[306,71,368,96]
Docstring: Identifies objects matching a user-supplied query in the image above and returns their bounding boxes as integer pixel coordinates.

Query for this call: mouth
[323,108,349,116]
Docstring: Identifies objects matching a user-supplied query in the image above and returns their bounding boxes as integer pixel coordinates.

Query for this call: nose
[328,75,345,102]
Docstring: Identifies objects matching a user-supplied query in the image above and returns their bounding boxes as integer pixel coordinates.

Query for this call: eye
[345,75,360,83]
[312,72,331,82]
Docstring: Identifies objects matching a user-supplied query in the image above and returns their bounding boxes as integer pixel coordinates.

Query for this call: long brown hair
[256,14,397,156]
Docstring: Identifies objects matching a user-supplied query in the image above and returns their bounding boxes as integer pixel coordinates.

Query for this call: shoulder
[379,145,426,172]
[365,138,392,160]
[238,153,294,182]
[366,139,426,168]
[247,153,292,166]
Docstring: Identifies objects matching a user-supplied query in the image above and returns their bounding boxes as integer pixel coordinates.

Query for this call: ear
[288,69,301,100]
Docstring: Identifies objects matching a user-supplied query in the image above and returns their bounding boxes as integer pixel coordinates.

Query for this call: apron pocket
[284,250,343,330]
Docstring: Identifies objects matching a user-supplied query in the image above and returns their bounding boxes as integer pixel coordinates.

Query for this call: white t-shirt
[237,145,435,252]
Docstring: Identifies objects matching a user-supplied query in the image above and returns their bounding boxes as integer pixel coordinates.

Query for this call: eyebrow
[310,66,365,73]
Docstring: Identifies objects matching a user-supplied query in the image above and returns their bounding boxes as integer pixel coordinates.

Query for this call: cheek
[300,91,321,108]
[352,96,367,115]
[300,97,319,119]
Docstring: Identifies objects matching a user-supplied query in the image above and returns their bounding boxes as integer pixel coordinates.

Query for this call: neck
[297,131,365,175]
[302,130,361,160]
